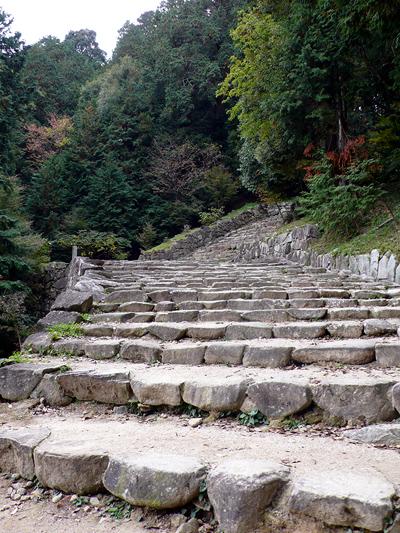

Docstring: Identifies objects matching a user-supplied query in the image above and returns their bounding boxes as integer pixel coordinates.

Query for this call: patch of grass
[0,351,31,367]
[48,323,84,341]
[105,499,133,520]
[218,202,259,221]
[80,313,92,323]
[274,216,312,235]
[72,496,89,507]
[238,409,269,427]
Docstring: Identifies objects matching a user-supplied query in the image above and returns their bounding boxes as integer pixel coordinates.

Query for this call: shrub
[55,230,130,259]
[299,155,384,238]
[199,207,224,226]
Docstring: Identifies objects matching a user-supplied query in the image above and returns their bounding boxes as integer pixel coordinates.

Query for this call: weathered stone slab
[292,340,376,365]
[114,324,148,338]
[0,427,50,479]
[34,441,109,494]
[103,455,206,509]
[162,344,205,365]
[0,364,61,401]
[376,343,400,367]
[182,378,247,412]
[273,323,327,340]
[119,301,154,312]
[156,311,198,323]
[31,374,73,406]
[345,423,400,446]
[391,383,400,413]
[242,345,292,368]
[57,371,132,404]
[105,289,147,304]
[312,379,396,423]
[287,308,327,320]
[207,459,290,533]
[84,340,121,360]
[82,323,115,337]
[120,340,161,363]
[326,321,363,339]
[363,319,398,336]
[38,311,81,329]
[131,375,183,406]
[247,381,311,418]
[205,342,245,365]
[91,312,136,323]
[52,290,93,312]
[288,470,395,531]
[187,325,226,340]
[225,323,272,340]
[327,307,370,320]
[22,332,52,352]
[149,323,187,341]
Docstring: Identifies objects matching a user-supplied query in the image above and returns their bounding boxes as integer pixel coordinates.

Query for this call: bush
[55,230,130,259]
[136,222,158,250]
[199,207,225,226]
[299,156,384,238]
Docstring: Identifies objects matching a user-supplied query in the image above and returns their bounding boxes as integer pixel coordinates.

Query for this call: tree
[64,29,106,63]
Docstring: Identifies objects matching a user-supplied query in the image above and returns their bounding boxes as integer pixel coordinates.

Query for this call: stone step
[0,414,398,532]
[4,360,400,424]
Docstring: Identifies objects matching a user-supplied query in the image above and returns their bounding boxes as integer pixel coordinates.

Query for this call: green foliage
[299,156,384,238]
[55,231,129,260]
[80,313,92,323]
[199,207,225,226]
[0,351,31,367]
[105,499,133,520]
[48,323,84,341]
[137,222,158,251]
[238,409,269,427]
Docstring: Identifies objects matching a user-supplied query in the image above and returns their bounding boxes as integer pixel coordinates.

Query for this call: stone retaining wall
[140,203,294,260]
[238,223,400,283]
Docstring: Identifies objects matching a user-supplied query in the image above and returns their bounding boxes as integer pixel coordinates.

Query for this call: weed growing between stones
[0,351,31,367]
[105,498,133,519]
[47,323,84,341]
[238,409,269,427]
[79,313,92,323]
[180,403,207,418]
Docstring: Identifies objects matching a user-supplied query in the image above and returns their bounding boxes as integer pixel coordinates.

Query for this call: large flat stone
[292,340,376,365]
[273,323,327,340]
[242,345,292,368]
[34,440,109,494]
[247,381,312,418]
[103,455,206,509]
[57,371,132,404]
[149,323,187,341]
[364,319,398,336]
[38,311,81,329]
[204,342,245,365]
[84,340,120,360]
[22,332,52,352]
[0,364,61,401]
[187,325,226,340]
[105,289,147,304]
[344,423,400,446]
[376,343,400,367]
[120,340,161,363]
[182,377,247,412]
[207,459,290,533]
[131,376,183,406]
[225,323,272,340]
[52,290,93,312]
[162,344,205,365]
[288,470,395,531]
[0,427,50,479]
[312,379,396,423]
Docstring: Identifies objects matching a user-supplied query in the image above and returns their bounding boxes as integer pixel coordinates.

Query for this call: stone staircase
[188,214,283,262]
[2,253,400,531]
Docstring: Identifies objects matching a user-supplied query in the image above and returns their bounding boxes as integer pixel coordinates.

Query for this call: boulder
[31,373,73,406]
[363,319,398,337]
[103,455,206,509]
[207,459,290,533]
[312,379,396,423]
[131,375,183,406]
[182,377,247,412]
[0,426,50,479]
[0,363,61,401]
[34,441,109,494]
[37,311,81,329]
[344,423,400,446]
[288,470,395,531]
[57,370,132,404]
[247,381,312,418]
[376,343,400,367]
[22,332,52,352]
[104,289,147,304]
[149,323,188,341]
[51,290,93,312]
[84,340,121,360]
[120,340,161,363]
[162,344,205,365]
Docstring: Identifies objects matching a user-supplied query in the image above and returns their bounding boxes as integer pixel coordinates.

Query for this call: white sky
[1,0,162,57]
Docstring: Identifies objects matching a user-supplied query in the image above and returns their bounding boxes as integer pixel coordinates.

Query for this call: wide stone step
[0,416,398,532]
[3,360,400,424]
